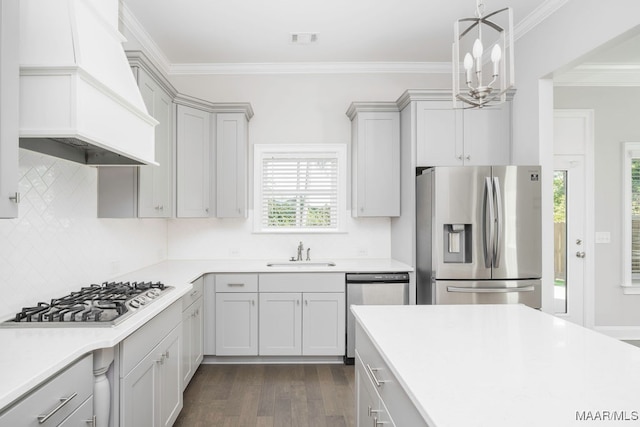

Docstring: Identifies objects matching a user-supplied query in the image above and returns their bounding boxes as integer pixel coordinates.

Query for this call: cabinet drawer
[0,354,93,427]
[120,300,181,376]
[259,273,344,293]
[215,274,258,292]
[356,323,426,426]
[182,275,204,310]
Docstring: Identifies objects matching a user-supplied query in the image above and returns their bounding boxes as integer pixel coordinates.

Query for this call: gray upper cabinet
[402,90,512,167]
[347,103,400,217]
[216,113,248,218]
[176,103,212,218]
[98,52,176,218]
[0,0,19,219]
[175,97,253,219]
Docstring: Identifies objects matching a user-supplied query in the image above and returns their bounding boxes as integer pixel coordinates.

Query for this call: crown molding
[173,93,254,119]
[168,62,451,75]
[513,0,571,41]
[345,102,400,120]
[554,63,640,87]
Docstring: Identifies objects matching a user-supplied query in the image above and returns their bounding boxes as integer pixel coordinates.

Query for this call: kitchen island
[352,304,640,427]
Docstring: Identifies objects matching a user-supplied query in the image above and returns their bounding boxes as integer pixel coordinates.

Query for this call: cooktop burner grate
[2,281,173,327]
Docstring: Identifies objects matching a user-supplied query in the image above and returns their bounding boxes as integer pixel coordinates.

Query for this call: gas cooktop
[1,281,174,328]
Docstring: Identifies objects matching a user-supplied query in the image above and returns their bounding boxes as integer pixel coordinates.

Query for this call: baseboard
[593,326,640,340]
[202,355,345,365]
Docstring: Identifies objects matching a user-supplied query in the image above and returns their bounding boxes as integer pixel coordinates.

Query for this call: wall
[509,0,640,326]
[555,87,640,327]
[0,150,167,320]
[165,72,448,260]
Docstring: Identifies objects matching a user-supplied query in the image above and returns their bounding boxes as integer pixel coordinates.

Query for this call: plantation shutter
[261,156,339,229]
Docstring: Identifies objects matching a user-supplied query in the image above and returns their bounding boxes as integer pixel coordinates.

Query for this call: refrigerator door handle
[492,176,503,268]
[483,177,494,268]
[447,286,536,293]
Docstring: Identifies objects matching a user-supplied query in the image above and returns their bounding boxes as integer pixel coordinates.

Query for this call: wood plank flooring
[174,364,355,427]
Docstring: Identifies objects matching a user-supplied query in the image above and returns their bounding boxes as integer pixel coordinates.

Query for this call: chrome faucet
[297,241,304,261]
[306,248,311,261]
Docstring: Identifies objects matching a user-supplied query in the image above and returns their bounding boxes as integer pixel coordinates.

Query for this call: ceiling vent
[290,33,319,45]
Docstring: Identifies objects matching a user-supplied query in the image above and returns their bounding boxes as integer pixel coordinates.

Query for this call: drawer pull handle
[228,283,245,287]
[37,392,77,424]
[189,290,198,297]
[84,415,97,426]
[366,364,386,387]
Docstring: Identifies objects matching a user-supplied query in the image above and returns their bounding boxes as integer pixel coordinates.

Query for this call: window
[254,144,347,233]
[622,142,640,291]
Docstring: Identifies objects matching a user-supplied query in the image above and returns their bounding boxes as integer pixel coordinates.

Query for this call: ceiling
[121,0,567,73]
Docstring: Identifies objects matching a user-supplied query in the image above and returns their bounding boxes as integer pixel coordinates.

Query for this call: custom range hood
[18,0,157,165]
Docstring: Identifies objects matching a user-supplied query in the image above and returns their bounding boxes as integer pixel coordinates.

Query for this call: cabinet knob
[465,155,471,160]
[457,155,463,160]
[9,192,20,204]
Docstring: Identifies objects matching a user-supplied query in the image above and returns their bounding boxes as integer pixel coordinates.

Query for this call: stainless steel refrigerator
[416,166,542,308]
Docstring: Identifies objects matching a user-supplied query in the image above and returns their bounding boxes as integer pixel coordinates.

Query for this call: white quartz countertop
[0,258,411,411]
[352,304,640,427]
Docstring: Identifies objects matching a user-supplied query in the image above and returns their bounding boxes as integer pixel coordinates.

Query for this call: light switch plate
[595,232,611,244]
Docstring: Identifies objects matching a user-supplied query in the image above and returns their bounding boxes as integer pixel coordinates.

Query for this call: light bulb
[491,44,501,76]
[491,44,502,63]
[472,39,483,58]
[463,53,473,70]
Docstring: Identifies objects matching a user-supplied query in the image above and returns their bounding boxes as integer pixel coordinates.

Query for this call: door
[302,292,345,356]
[159,327,182,427]
[430,166,492,280]
[553,156,586,324]
[259,292,302,355]
[215,293,258,355]
[491,166,542,280]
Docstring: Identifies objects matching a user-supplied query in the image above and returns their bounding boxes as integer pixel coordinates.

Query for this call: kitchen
[1,0,640,426]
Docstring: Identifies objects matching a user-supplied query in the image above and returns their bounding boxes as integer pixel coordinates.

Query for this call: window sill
[621,284,640,295]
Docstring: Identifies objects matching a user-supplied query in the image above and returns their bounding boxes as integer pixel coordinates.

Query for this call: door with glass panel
[553,155,585,324]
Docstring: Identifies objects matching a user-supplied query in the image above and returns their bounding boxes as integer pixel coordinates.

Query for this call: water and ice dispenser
[443,224,472,263]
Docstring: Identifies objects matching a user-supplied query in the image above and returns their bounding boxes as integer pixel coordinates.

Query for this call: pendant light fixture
[452,0,514,108]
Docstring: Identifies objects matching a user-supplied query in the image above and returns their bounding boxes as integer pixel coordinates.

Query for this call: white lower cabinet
[0,354,94,426]
[259,292,302,356]
[215,292,259,356]
[120,301,182,427]
[356,359,394,427]
[302,292,345,356]
[182,277,204,389]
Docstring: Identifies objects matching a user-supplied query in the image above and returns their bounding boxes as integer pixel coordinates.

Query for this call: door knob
[576,251,586,258]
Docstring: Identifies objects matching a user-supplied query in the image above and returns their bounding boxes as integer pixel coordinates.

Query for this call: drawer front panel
[215,274,258,293]
[0,354,93,427]
[182,275,204,310]
[259,273,344,293]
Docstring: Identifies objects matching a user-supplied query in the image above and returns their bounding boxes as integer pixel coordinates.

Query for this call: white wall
[555,87,640,327]
[0,150,167,320]
[165,72,449,260]
[510,0,640,326]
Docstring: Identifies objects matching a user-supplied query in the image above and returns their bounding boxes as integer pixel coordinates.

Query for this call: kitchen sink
[266,261,336,267]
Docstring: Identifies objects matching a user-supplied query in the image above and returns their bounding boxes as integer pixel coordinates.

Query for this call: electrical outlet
[357,248,368,257]
[229,248,240,257]
[595,232,611,244]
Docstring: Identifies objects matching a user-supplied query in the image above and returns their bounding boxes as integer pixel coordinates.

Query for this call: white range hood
[18,0,157,165]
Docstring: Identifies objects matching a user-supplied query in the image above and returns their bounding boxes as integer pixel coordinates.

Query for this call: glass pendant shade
[452,2,514,108]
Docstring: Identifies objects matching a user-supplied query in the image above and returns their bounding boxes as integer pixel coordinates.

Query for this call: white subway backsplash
[0,150,167,320]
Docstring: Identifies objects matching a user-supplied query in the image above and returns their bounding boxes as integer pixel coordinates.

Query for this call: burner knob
[139,296,147,305]
[130,300,140,309]
[147,290,159,299]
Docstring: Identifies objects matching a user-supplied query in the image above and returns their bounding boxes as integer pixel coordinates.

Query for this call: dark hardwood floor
[174,364,355,427]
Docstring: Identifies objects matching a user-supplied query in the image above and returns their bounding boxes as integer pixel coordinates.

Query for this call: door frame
[552,109,595,328]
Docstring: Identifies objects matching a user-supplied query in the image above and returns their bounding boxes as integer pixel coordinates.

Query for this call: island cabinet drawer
[356,323,427,427]
[0,354,93,427]
[182,275,204,309]
[259,273,344,293]
[215,274,258,292]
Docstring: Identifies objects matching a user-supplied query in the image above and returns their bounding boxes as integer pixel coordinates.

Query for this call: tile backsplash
[0,150,167,320]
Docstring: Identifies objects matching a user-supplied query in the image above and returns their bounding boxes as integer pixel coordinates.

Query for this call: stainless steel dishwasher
[345,272,410,364]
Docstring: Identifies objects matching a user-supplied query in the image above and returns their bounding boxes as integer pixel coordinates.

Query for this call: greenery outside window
[254,144,347,233]
[622,142,640,291]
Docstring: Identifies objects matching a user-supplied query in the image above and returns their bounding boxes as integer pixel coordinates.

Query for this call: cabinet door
[259,292,302,355]
[121,351,158,427]
[181,306,193,389]
[0,0,19,218]
[416,101,463,167]
[190,298,204,375]
[216,113,248,218]
[352,111,400,217]
[159,327,182,427]
[138,69,173,218]
[176,104,212,217]
[463,103,511,165]
[302,292,345,356]
[215,292,258,355]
